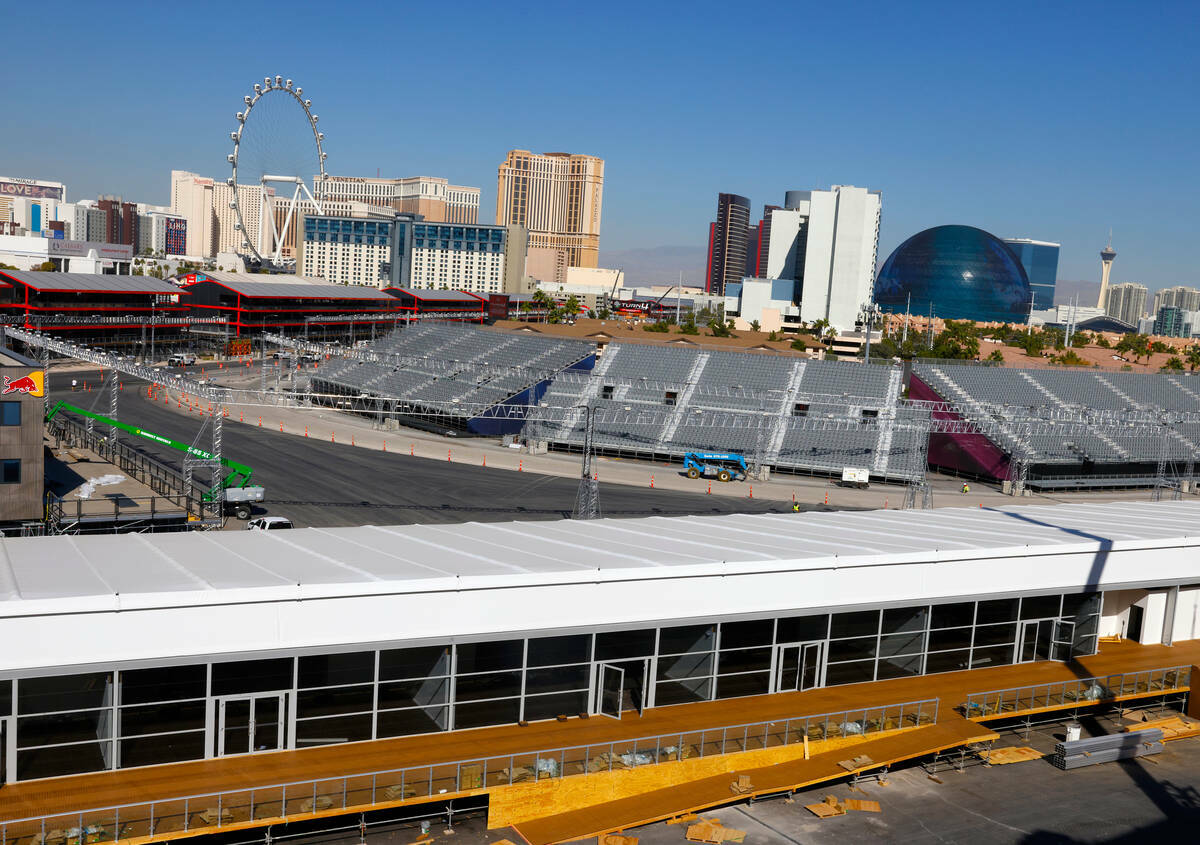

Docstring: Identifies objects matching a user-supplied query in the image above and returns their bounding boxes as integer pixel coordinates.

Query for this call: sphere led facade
[874,225,1032,324]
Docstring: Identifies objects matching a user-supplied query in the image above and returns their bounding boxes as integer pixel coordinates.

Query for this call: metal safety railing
[0,697,939,844]
[47,412,221,526]
[963,665,1191,720]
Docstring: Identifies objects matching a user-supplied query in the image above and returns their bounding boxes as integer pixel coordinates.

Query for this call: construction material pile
[1049,729,1163,770]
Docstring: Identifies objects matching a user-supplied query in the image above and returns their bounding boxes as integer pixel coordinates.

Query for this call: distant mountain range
[1053,279,1101,307]
[598,245,706,288]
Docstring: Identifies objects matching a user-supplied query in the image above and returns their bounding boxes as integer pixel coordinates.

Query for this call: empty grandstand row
[307,323,1200,488]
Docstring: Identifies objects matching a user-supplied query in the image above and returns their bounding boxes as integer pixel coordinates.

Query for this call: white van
[168,353,197,366]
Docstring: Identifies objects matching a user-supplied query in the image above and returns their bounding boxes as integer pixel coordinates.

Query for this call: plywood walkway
[513,720,999,845]
[1,640,1195,825]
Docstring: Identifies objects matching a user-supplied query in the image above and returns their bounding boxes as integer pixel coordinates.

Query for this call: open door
[596,664,624,719]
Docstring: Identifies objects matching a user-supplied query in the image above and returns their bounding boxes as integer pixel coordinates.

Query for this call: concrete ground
[599,711,1200,845]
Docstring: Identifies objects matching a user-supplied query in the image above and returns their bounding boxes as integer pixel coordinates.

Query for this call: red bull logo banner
[2,371,44,397]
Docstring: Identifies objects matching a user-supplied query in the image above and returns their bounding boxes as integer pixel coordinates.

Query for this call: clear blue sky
[5,1,1197,288]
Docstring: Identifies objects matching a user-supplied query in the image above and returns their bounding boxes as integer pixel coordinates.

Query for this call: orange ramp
[514,719,997,845]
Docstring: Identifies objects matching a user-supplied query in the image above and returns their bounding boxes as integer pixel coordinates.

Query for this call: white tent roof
[3,501,1196,607]
[3,501,1197,671]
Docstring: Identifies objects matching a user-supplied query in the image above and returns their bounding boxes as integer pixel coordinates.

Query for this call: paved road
[48,375,837,528]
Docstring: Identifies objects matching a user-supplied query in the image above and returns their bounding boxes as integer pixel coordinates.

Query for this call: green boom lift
[45,400,265,519]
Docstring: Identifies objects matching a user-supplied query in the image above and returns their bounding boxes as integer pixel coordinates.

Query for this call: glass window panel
[827,636,877,662]
[878,631,926,657]
[1062,593,1101,618]
[882,606,928,634]
[19,710,112,747]
[775,614,828,643]
[455,641,523,674]
[454,698,520,729]
[657,651,713,682]
[930,602,975,629]
[717,647,771,675]
[1,401,21,426]
[1074,614,1100,637]
[595,629,656,660]
[876,653,923,680]
[18,742,109,780]
[831,610,880,639]
[655,677,711,706]
[719,620,773,649]
[379,645,450,680]
[976,598,1019,625]
[119,700,205,737]
[824,660,875,686]
[928,627,973,652]
[971,644,1016,669]
[0,679,10,717]
[1020,594,1062,620]
[526,635,591,667]
[523,691,589,722]
[119,731,205,768]
[119,665,206,706]
[524,666,589,696]
[715,672,770,699]
[377,706,448,738]
[453,671,521,702]
[379,677,449,710]
[211,658,293,696]
[973,623,1018,648]
[659,624,714,655]
[19,673,113,715]
[295,713,372,746]
[298,652,375,688]
[924,650,970,674]
[297,684,374,718]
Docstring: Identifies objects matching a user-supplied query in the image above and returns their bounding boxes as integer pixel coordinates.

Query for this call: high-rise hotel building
[496,150,603,269]
[318,176,480,224]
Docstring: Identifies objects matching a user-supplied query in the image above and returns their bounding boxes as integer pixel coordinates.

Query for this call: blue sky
[4,1,1197,289]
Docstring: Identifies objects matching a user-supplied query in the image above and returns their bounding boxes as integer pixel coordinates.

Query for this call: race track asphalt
[47,375,842,528]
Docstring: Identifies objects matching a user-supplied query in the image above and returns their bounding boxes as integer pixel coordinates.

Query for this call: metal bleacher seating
[311,323,594,422]
[913,362,1200,471]
[524,342,913,479]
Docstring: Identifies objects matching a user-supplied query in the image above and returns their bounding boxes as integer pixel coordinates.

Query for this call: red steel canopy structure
[0,270,188,339]
[180,271,396,337]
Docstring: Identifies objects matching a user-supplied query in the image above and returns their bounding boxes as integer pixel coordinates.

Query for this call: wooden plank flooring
[513,720,999,845]
[1,640,1195,824]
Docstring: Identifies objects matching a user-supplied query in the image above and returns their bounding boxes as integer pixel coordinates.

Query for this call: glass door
[595,664,624,719]
[1052,619,1075,661]
[801,643,822,691]
[775,642,823,692]
[1018,620,1057,663]
[218,694,286,756]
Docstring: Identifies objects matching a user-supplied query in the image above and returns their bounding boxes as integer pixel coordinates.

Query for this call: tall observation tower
[1097,233,1117,310]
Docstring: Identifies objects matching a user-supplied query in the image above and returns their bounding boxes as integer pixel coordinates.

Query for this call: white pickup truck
[168,353,198,366]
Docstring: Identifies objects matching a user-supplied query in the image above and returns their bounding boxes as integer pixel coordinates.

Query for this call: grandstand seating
[913,363,1200,468]
[312,323,595,433]
[524,343,915,480]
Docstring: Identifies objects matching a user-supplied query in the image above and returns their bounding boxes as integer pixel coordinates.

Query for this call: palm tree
[1185,344,1200,372]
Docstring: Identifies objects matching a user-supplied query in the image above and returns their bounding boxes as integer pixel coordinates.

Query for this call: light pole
[858,301,881,363]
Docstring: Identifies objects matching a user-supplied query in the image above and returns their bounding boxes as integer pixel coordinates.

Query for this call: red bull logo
[2,371,44,397]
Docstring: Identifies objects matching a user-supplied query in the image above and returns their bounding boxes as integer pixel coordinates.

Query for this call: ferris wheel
[227,75,326,268]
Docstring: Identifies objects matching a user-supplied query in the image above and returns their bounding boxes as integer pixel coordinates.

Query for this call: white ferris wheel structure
[227,75,327,268]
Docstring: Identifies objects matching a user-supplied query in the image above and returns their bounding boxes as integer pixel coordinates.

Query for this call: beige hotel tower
[496,150,603,269]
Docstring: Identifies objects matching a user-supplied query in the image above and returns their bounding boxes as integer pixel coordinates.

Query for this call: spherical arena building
[874,225,1032,323]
